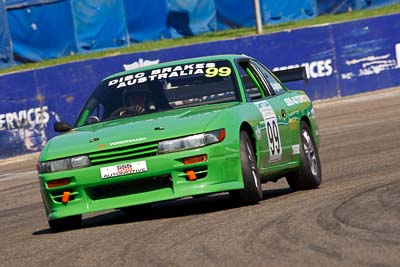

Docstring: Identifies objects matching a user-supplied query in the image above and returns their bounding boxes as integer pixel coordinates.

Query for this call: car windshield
[75,60,239,127]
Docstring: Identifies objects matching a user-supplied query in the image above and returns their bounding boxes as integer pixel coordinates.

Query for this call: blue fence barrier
[1,0,399,65]
[0,13,399,158]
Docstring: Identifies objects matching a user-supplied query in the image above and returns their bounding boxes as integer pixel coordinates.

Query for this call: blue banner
[0,13,399,158]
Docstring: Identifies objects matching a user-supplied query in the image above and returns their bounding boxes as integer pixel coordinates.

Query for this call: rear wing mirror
[272,67,308,86]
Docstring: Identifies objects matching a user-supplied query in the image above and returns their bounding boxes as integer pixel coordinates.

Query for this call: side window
[252,61,286,95]
[236,62,265,101]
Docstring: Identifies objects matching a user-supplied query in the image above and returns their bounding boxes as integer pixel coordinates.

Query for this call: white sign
[101,161,147,179]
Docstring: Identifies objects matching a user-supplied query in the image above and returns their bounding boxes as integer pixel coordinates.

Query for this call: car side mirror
[54,122,72,132]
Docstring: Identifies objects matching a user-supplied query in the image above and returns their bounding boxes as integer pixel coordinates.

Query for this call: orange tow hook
[186,170,197,181]
[62,191,71,204]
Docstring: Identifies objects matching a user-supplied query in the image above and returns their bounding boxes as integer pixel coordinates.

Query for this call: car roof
[104,54,253,81]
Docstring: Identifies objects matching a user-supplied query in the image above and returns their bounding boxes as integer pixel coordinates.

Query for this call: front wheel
[286,121,321,190]
[48,215,82,232]
[230,131,262,205]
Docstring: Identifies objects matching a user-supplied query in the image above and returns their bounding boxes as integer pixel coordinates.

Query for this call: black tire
[230,131,262,205]
[286,121,322,191]
[48,214,82,232]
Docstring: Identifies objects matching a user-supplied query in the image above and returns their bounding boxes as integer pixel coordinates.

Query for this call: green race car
[38,54,321,231]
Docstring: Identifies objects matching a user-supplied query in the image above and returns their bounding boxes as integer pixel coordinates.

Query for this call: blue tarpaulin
[0,0,14,68]
[71,0,129,52]
[216,0,317,30]
[262,0,317,23]
[124,0,169,43]
[317,0,400,14]
[5,0,61,9]
[216,0,256,30]
[7,0,77,62]
[167,0,217,38]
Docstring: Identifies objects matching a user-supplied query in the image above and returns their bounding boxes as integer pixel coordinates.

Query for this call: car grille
[86,174,172,200]
[89,141,159,165]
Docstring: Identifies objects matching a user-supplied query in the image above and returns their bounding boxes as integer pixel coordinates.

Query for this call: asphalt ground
[1,87,399,267]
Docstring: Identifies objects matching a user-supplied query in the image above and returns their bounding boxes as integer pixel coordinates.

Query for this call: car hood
[43,102,238,160]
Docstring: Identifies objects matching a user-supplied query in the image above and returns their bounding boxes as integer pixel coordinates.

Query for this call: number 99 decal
[254,100,282,163]
[266,119,282,162]
[205,67,232,77]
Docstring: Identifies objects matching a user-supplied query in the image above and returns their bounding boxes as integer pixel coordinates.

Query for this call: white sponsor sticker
[254,100,282,162]
[283,95,309,107]
[292,144,300,155]
[283,97,295,107]
[255,125,262,140]
[109,137,147,146]
[100,161,147,179]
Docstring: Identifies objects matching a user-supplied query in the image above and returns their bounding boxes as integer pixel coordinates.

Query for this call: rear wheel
[230,131,262,205]
[286,121,321,190]
[48,215,82,232]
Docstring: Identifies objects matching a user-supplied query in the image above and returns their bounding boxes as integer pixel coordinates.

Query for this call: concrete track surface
[1,87,400,267]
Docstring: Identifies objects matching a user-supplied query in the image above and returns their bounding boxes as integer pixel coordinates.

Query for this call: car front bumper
[39,142,243,220]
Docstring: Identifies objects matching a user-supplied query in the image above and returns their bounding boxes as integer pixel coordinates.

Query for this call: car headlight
[39,155,90,173]
[158,129,226,154]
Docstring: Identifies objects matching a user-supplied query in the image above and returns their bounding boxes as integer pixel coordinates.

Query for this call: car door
[236,59,290,170]
[251,60,302,163]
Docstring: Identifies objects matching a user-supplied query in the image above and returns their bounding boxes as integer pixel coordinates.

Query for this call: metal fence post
[254,0,263,34]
